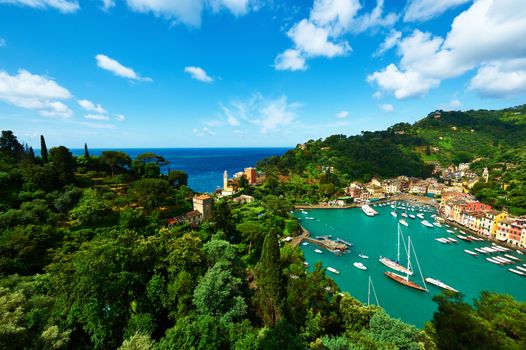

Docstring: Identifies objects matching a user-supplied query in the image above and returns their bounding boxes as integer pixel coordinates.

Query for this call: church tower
[482,167,489,183]
[223,170,228,190]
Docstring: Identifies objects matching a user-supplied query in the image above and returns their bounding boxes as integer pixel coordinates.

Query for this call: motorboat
[353,262,367,270]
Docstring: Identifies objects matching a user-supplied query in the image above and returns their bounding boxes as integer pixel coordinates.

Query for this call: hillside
[257,105,526,214]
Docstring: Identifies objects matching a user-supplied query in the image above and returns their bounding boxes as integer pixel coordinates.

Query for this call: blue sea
[70,148,290,193]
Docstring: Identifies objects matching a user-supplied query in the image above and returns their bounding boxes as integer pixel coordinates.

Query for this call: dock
[290,225,350,253]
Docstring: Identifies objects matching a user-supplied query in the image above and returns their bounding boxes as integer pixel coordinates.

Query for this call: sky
[0,0,525,148]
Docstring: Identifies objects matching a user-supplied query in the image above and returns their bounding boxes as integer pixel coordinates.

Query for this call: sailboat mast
[368,276,371,306]
[406,236,412,280]
[397,223,401,262]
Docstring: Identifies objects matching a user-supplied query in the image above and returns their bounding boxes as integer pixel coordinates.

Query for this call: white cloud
[78,99,106,114]
[259,96,299,133]
[380,103,394,112]
[288,19,350,58]
[374,29,401,57]
[124,0,252,27]
[449,99,462,108]
[96,54,152,82]
[368,0,526,99]
[367,64,439,99]
[275,0,396,71]
[219,93,301,133]
[101,0,115,10]
[0,0,80,13]
[203,120,224,127]
[84,113,110,120]
[0,38,5,47]
[274,49,307,71]
[115,114,126,121]
[336,110,349,118]
[469,59,526,98]
[193,127,216,136]
[404,0,470,22]
[184,66,213,83]
[0,69,73,118]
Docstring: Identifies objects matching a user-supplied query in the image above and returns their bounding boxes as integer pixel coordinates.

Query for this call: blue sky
[0,0,525,148]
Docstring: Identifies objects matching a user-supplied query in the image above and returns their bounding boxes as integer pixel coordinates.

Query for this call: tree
[167,170,188,187]
[100,151,131,176]
[0,130,23,159]
[27,146,35,163]
[40,135,48,163]
[254,228,283,327]
[84,143,90,158]
[49,146,75,184]
[239,175,249,190]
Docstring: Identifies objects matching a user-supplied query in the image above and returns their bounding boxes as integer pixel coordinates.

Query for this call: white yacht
[361,204,379,217]
[353,262,367,270]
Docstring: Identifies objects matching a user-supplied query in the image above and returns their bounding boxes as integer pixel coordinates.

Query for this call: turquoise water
[296,202,526,327]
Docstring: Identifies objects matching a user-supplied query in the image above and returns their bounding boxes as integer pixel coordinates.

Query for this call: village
[168,162,526,250]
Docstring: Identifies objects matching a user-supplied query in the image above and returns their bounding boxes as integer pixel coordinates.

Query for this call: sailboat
[384,235,428,292]
[379,223,413,275]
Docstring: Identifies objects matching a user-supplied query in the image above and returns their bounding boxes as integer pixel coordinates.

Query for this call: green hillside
[258,105,526,214]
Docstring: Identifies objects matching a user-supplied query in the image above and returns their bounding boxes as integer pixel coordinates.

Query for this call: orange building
[244,167,257,185]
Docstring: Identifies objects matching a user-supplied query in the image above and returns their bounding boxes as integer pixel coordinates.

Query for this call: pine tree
[27,146,35,163]
[254,227,283,327]
[40,135,48,163]
[84,143,90,158]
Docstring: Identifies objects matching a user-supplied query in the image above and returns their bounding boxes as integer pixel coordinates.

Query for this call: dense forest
[1,129,526,349]
[257,105,526,214]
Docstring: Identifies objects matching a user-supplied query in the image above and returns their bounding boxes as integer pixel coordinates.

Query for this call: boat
[425,277,459,293]
[301,210,308,214]
[421,220,434,228]
[305,217,315,220]
[416,213,424,219]
[464,249,478,256]
[314,249,323,254]
[353,262,367,270]
[516,266,526,273]
[326,267,339,274]
[509,268,525,276]
[399,219,408,227]
[358,254,369,259]
[433,222,442,227]
[504,254,521,262]
[384,235,427,292]
[361,204,378,217]
[517,250,524,255]
[391,211,398,218]
[435,238,449,244]
[474,248,488,254]
[486,257,502,265]
[302,242,309,246]
[446,238,458,243]
[379,223,413,275]
[401,212,408,218]
[409,214,416,219]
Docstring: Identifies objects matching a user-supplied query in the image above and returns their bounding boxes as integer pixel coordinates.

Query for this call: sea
[70,148,290,193]
[296,203,526,327]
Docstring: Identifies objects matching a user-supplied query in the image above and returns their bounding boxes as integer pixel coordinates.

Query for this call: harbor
[295,202,526,327]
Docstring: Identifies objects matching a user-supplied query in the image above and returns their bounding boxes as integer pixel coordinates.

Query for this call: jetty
[291,225,349,253]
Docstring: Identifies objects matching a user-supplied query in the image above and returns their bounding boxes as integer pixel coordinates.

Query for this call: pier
[291,225,350,253]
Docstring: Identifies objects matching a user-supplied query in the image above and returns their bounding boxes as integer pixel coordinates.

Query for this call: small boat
[446,238,458,243]
[435,238,449,244]
[504,254,521,262]
[401,212,408,218]
[509,268,525,276]
[517,250,524,255]
[464,249,478,256]
[358,254,369,259]
[421,220,434,228]
[417,213,424,219]
[327,267,339,274]
[425,277,459,293]
[304,261,309,267]
[391,211,398,218]
[302,242,309,246]
[361,204,378,217]
[353,262,367,270]
[474,248,488,254]
[433,222,442,227]
[515,266,526,273]
[301,210,308,214]
[399,219,408,227]
[409,214,416,219]
[314,249,323,254]
[486,257,502,265]
[305,217,315,220]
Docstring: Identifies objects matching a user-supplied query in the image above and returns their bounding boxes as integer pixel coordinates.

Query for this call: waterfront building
[244,167,257,185]
[193,194,213,220]
[222,170,236,196]
[382,180,400,194]
[427,183,445,196]
[495,217,525,246]
[409,180,427,195]
[480,210,508,237]
[366,184,385,199]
